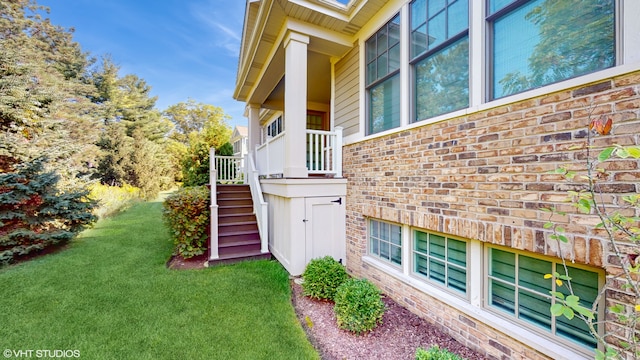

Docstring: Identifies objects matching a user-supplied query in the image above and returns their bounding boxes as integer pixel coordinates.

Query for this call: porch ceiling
[234,0,388,105]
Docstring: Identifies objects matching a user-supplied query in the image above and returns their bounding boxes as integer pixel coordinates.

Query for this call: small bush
[302,256,349,300]
[415,346,464,360]
[162,186,210,258]
[89,183,142,219]
[333,278,385,334]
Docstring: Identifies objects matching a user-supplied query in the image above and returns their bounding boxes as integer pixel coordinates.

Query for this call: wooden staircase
[209,184,270,265]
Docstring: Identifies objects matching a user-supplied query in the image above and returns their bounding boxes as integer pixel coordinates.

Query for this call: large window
[366,15,401,135]
[411,0,469,121]
[489,0,615,99]
[487,247,600,349]
[369,219,402,265]
[413,230,467,295]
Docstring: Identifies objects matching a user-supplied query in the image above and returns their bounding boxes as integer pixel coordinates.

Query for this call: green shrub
[302,256,349,300]
[333,278,385,334]
[162,186,210,258]
[415,346,464,360]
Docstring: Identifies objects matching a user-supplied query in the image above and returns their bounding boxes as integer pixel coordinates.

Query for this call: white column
[283,31,309,178]
[247,104,261,154]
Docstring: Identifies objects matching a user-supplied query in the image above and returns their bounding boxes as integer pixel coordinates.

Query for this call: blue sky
[39,0,248,128]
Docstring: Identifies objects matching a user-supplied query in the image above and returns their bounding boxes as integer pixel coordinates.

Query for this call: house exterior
[230,125,248,157]
[232,0,640,359]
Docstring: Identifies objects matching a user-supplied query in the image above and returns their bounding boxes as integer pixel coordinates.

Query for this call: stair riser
[219,224,259,233]
[219,233,260,243]
[218,199,253,207]
[218,206,253,215]
[218,215,256,224]
[217,194,251,200]
[218,243,261,256]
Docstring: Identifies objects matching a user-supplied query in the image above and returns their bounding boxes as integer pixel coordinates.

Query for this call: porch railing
[248,153,268,254]
[215,155,246,184]
[255,126,343,177]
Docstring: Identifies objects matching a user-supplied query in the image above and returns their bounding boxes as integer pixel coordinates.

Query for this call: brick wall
[343,70,640,359]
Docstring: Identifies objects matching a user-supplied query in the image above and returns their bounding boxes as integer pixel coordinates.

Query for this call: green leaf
[549,291,565,300]
[575,306,595,320]
[598,147,614,162]
[577,198,591,214]
[627,146,640,159]
[550,303,564,316]
[562,307,575,319]
[610,304,625,314]
[558,234,569,243]
[555,226,565,233]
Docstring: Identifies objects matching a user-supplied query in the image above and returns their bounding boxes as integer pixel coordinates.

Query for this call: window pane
[369,74,400,134]
[414,231,428,253]
[391,244,402,265]
[429,258,446,284]
[518,256,551,294]
[377,31,388,56]
[490,248,515,282]
[492,0,615,99]
[428,234,445,260]
[490,279,515,314]
[415,36,469,121]
[389,43,400,72]
[448,238,466,267]
[390,225,401,245]
[367,62,377,84]
[428,0,446,16]
[448,266,467,293]
[448,0,468,36]
[377,53,388,79]
[366,38,376,62]
[415,254,428,276]
[411,0,426,31]
[519,289,552,331]
[427,10,446,50]
[411,25,428,58]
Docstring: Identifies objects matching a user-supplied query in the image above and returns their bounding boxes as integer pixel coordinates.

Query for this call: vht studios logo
[3,349,80,358]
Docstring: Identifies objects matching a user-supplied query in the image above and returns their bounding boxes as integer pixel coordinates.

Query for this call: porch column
[283,31,309,178]
[247,103,261,154]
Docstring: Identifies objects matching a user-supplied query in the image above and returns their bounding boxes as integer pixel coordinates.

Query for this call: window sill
[362,255,593,360]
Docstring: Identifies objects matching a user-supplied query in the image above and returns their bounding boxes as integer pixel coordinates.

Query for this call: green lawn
[0,200,319,360]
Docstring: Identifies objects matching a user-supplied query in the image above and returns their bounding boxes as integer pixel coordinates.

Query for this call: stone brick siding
[343,71,640,358]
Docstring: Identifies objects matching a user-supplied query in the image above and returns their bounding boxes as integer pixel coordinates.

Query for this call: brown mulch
[166,257,486,359]
[291,280,487,360]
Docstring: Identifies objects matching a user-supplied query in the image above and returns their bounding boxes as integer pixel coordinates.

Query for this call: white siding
[334,44,360,137]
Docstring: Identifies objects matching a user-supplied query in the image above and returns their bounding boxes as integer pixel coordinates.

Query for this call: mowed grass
[0,200,319,360]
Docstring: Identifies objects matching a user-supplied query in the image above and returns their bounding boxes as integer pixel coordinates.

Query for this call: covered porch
[229,11,353,274]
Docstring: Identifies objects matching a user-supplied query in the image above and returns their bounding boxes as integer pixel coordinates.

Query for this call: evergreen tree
[0,157,97,266]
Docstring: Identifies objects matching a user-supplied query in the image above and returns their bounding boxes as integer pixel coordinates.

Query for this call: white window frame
[354,0,636,144]
[368,218,403,267]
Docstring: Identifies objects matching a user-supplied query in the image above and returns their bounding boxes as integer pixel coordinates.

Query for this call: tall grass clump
[89,183,142,219]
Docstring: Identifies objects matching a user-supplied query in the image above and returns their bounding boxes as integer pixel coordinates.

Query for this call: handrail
[209,147,219,260]
[248,153,269,253]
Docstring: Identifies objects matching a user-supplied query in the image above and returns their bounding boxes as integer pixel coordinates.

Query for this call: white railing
[248,153,269,254]
[307,127,342,176]
[255,131,286,177]
[209,148,219,260]
[254,127,343,177]
[215,155,246,184]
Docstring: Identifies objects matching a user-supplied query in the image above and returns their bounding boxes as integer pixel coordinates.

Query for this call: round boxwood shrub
[302,256,349,300]
[333,278,385,334]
